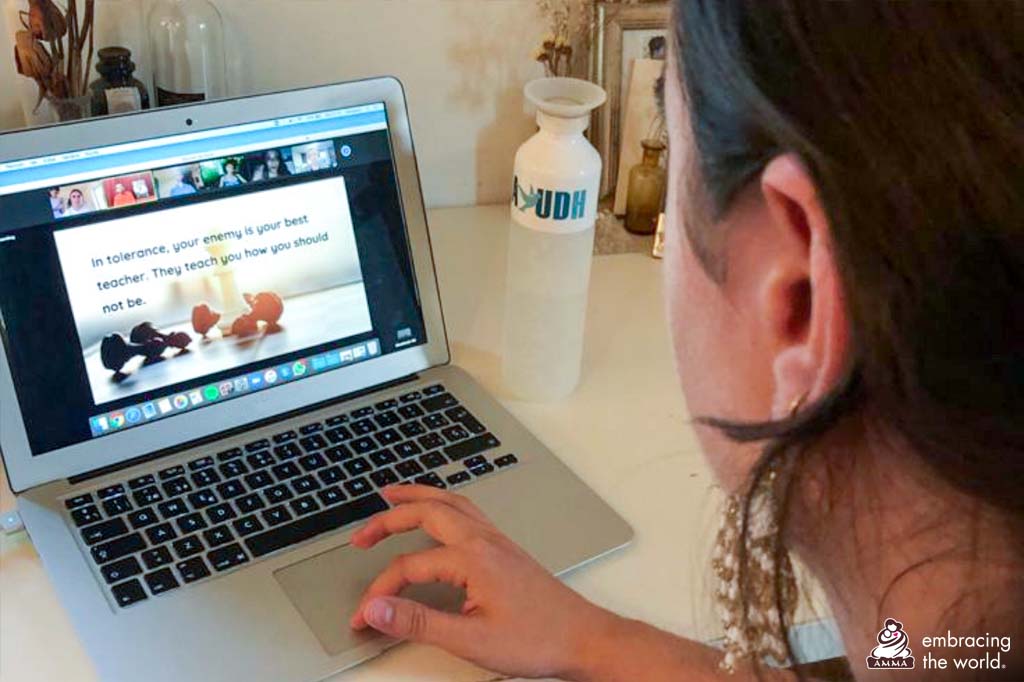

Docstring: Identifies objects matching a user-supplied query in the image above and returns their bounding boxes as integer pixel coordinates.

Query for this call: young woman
[348,3,1023,680]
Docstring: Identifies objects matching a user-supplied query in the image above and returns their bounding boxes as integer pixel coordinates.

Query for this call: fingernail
[364,598,394,627]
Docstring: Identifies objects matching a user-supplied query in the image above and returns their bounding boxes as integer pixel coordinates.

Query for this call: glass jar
[624,139,667,235]
[148,0,227,107]
[89,47,151,116]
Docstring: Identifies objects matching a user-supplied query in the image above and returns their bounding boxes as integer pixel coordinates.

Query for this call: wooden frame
[592,1,670,198]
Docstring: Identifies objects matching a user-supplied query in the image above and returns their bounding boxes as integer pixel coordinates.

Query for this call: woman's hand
[348,484,619,680]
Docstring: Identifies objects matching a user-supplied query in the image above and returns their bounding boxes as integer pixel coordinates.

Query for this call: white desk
[0,205,834,682]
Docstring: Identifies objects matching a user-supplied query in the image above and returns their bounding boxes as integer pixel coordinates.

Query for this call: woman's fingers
[350,499,483,549]
[380,484,491,524]
[350,546,466,629]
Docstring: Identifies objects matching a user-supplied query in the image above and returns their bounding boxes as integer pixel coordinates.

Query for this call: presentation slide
[53,176,372,405]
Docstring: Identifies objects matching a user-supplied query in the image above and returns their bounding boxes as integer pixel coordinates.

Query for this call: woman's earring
[711,395,805,673]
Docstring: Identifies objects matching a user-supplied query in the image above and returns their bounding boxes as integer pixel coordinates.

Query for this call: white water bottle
[502,78,607,401]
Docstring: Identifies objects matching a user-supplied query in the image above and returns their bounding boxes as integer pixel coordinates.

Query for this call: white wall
[0,0,548,207]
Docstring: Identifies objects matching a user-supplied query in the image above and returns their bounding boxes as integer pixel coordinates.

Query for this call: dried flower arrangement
[534,0,643,78]
[13,0,97,120]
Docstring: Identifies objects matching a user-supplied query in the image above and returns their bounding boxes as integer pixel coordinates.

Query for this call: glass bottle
[624,139,667,235]
[89,47,151,116]
[148,0,227,107]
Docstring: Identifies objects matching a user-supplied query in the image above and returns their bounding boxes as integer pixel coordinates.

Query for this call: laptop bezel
[0,76,450,494]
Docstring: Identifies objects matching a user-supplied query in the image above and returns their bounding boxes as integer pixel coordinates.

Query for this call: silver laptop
[0,77,632,682]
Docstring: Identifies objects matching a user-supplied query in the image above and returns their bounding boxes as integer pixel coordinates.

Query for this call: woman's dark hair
[674,0,1023,674]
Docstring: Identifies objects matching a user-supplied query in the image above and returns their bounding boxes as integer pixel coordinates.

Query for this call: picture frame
[592,1,671,199]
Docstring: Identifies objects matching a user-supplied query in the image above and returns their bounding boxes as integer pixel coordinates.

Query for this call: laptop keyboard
[62,384,520,609]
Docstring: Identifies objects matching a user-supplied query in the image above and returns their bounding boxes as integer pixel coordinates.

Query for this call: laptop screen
[0,102,427,456]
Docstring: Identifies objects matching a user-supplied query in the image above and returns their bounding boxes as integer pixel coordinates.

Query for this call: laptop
[0,77,632,682]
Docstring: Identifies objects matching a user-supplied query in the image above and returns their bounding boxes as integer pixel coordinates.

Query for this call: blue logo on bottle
[513,176,586,220]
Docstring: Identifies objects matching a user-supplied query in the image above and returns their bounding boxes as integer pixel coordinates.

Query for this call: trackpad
[274,531,465,656]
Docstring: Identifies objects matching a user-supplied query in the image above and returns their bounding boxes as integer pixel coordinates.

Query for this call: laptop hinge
[68,373,422,486]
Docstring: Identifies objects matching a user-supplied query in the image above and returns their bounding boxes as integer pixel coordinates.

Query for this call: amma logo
[866,618,916,670]
[512,176,587,221]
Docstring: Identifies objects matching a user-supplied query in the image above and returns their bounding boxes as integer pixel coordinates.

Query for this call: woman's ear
[759,154,851,417]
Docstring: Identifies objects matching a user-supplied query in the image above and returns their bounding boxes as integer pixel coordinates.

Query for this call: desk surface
[0,205,776,681]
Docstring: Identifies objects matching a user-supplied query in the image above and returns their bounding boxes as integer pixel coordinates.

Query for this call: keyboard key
[233,515,265,536]
[495,454,519,468]
[419,433,445,450]
[209,544,250,571]
[244,470,274,490]
[141,546,174,570]
[70,505,103,527]
[461,415,487,435]
[177,557,211,583]
[299,453,327,472]
[395,441,423,458]
[414,473,446,489]
[444,433,501,461]
[399,421,426,437]
[274,442,302,460]
[247,451,275,469]
[399,390,422,403]
[289,496,321,516]
[172,535,204,558]
[423,414,449,429]
[261,505,294,527]
[351,419,376,436]
[64,493,94,509]
[273,430,298,444]
[299,434,328,452]
[370,449,397,467]
[470,463,495,476]
[188,456,214,471]
[220,460,248,478]
[162,477,192,497]
[81,518,129,545]
[271,462,301,481]
[128,507,159,529]
[398,404,425,420]
[145,523,176,545]
[91,533,145,565]
[422,384,445,396]
[145,567,180,595]
[352,406,374,418]
[375,429,401,446]
[101,556,141,584]
[102,496,133,517]
[176,512,207,534]
[395,460,425,478]
[97,484,126,499]
[127,474,157,491]
[299,422,323,435]
[325,444,354,462]
[325,414,349,426]
[374,411,401,427]
[343,477,372,497]
[216,479,246,500]
[420,452,448,469]
[191,468,221,488]
[217,447,243,461]
[187,490,219,509]
[446,471,472,486]
[325,426,353,444]
[245,493,388,558]
[292,475,320,494]
[235,493,265,513]
[374,398,398,411]
[422,393,458,412]
[343,457,372,476]
[203,525,234,548]
[157,498,189,519]
[158,465,185,481]
[318,465,346,485]
[317,486,347,506]
[370,468,399,488]
[245,438,271,453]
[264,484,293,504]
[464,455,487,469]
[351,437,376,455]
[206,503,237,524]
[445,405,471,421]
[442,425,470,442]
[112,579,147,607]
[133,486,164,506]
